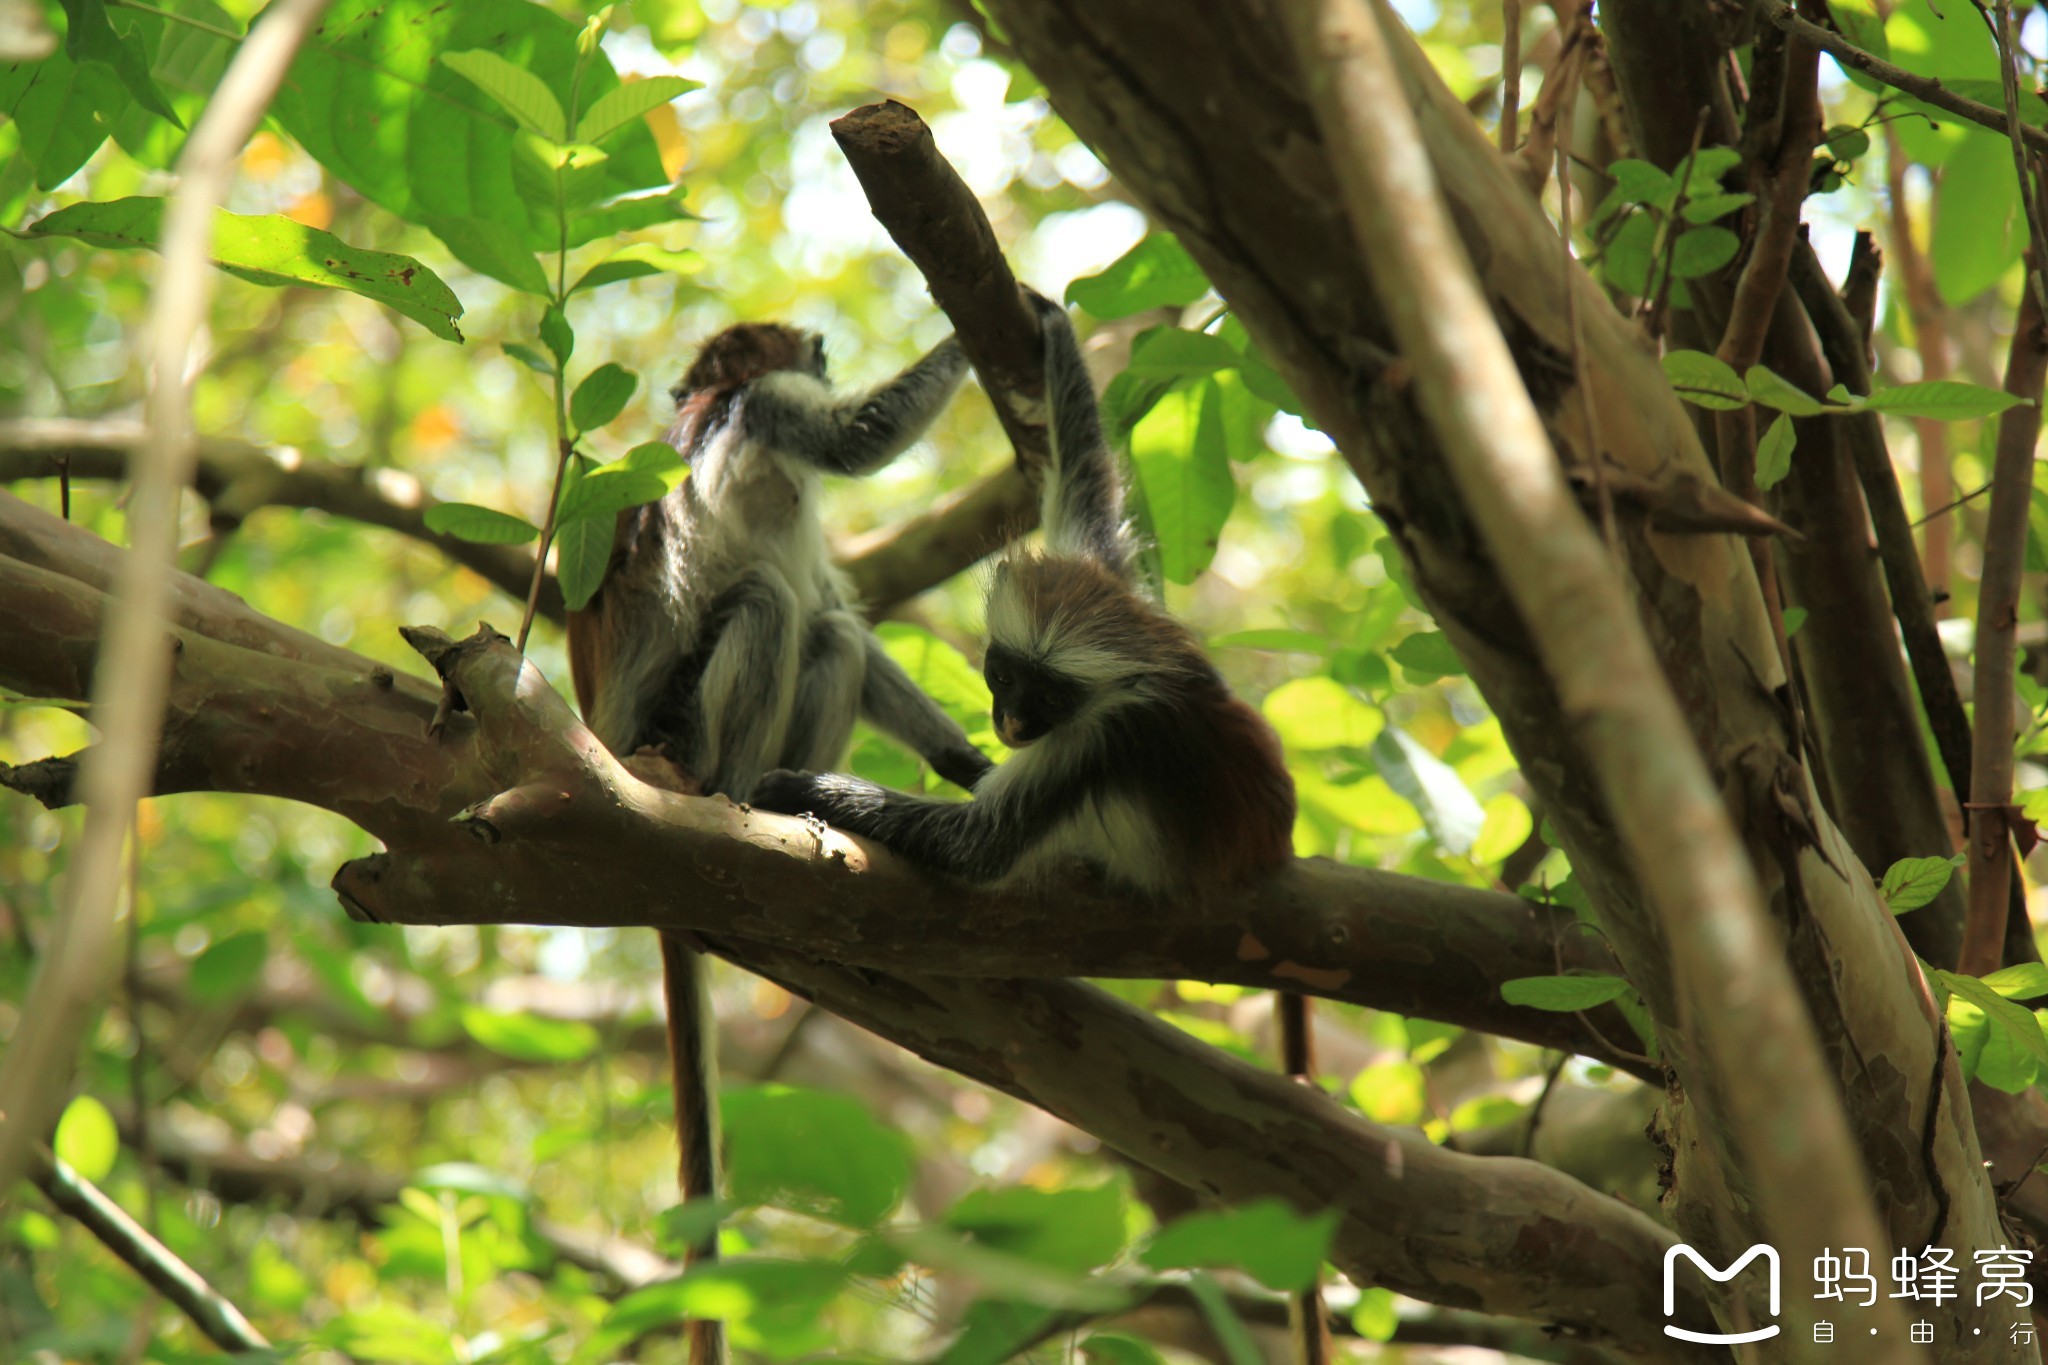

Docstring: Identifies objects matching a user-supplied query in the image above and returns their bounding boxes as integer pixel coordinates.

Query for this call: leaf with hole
[25,198,464,342]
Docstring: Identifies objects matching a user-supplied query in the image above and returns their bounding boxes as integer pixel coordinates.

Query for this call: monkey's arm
[1023,291,1132,578]
[749,761,1077,883]
[745,336,969,476]
[858,632,993,791]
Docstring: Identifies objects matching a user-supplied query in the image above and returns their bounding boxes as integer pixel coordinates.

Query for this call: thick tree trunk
[973,0,2022,1354]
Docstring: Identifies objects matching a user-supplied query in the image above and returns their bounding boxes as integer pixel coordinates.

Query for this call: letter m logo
[1664,1243,1782,1344]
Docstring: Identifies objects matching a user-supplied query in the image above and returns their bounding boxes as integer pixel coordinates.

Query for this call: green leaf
[501,341,552,375]
[1605,158,1673,205]
[1823,124,1872,163]
[1677,146,1742,196]
[423,503,540,544]
[1141,1200,1338,1293]
[459,1006,600,1062]
[1081,1334,1170,1365]
[1599,211,1656,297]
[410,1162,527,1200]
[1261,677,1380,750]
[1782,607,1808,637]
[425,216,550,296]
[1210,628,1328,654]
[57,0,179,125]
[570,362,639,432]
[1935,969,2048,1068]
[1932,133,2022,305]
[541,304,574,366]
[188,929,268,1002]
[54,1095,119,1183]
[1983,964,2048,999]
[559,466,665,523]
[1661,350,1748,410]
[1865,381,2028,421]
[267,0,668,250]
[1670,225,1739,279]
[1,39,127,189]
[1880,854,1962,912]
[1128,378,1236,584]
[1680,192,1753,225]
[24,198,464,341]
[570,242,698,294]
[575,74,697,144]
[1066,233,1210,318]
[618,439,687,482]
[1745,364,1825,416]
[1123,327,1239,378]
[602,1258,848,1336]
[1388,629,1465,680]
[723,1085,912,1227]
[441,49,567,141]
[554,514,613,612]
[1501,973,1632,1010]
[944,1184,1128,1275]
[1754,412,1797,491]
[1831,0,1889,92]
[1370,724,1484,854]
[876,621,993,743]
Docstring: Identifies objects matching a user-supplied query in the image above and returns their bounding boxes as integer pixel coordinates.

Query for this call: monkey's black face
[984,643,1084,748]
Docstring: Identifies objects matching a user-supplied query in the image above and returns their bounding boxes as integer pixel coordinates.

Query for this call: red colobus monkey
[567,322,990,1365]
[750,294,1327,1360]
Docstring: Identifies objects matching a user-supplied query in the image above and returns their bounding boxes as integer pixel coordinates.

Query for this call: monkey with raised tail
[567,320,991,1365]
[749,293,1328,1362]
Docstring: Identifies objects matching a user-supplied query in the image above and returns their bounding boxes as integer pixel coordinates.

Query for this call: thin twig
[1757,0,2048,154]
[33,1149,270,1352]
[1913,481,1995,529]
[0,0,335,1195]
[1961,265,2048,978]
[1994,0,2048,322]
[1499,0,1523,153]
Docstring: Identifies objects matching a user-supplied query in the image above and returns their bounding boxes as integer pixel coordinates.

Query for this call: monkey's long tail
[662,932,728,1365]
[1278,992,1333,1365]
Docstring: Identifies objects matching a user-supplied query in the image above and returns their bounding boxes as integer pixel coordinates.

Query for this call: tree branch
[1286,0,1905,1344]
[1962,270,2048,976]
[0,498,1645,1073]
[0,418,1031,619]
[1755,0,2048,154]
[32,1149,270,1352]
[741,950,1718,1359]
[830,100,1050,480]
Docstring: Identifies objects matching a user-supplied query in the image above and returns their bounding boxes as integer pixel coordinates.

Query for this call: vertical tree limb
[1285,0,1907,1347]
[1499,0,1523,152]
[0,0,334,1196]
[1884,129,1959,605]
[829,100,1050,478]
[1962,272,2048,978]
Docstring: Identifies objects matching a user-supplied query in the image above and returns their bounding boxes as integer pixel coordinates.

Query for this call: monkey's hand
[751,769,893,827]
